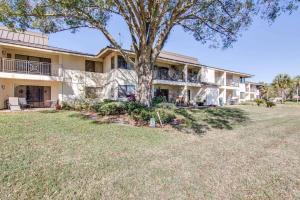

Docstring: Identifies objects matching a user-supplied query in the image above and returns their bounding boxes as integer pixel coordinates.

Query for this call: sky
[48,11,300,83]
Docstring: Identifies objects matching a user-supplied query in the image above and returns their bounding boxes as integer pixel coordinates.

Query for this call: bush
[98,102,125,115]
[62,101,73,110]
[155,102,176,109]
[124,101,146,114]
[255,99,264,106]
[266,101,276,108]
[92,102,105,113]
[153,109,176,124]
[152,96,164,106]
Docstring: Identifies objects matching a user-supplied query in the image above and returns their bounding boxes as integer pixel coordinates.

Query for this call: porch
[153,84,219,106]
[0,78,60,109]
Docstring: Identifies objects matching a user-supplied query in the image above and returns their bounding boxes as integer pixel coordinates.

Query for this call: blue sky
[49,11,300,83]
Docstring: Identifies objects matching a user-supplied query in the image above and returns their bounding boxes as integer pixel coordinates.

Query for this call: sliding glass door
[14,85,51,107]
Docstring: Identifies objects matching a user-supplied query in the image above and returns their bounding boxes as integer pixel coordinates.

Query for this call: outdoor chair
[19,98,31,109]
[8,97,21,111]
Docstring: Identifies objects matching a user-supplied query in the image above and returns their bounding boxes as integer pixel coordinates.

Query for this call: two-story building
[0,27,259,109]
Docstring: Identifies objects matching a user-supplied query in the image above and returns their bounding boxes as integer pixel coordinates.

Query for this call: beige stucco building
[0,27,260,109]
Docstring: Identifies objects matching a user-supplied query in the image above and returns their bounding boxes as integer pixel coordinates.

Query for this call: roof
[0,32,253,77]
[96,46,200,65]
[0,26,48,45]
[200,64,253,78]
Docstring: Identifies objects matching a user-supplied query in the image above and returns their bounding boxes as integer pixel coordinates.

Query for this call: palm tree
[272,74,292,102]
[293,75,300,103]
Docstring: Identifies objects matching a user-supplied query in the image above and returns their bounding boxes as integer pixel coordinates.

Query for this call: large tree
[0,0,298,106]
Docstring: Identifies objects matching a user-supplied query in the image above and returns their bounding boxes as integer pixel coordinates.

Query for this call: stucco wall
[201,67,215,83]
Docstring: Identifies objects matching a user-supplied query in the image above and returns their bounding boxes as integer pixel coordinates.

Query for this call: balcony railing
[226,80,239,87]
[215,77,225,86]
[187,73,201,83]
[154,70,184,82]
[0,58,61,76]
[154,70,201,84]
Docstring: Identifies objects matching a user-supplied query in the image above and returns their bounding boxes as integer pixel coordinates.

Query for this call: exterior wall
[201,67,215,83]
[0,43,256,107]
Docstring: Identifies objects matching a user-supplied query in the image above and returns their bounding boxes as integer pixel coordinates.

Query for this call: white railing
[215,77,225,85]
[0,58,61,76]
[226,80,239,87]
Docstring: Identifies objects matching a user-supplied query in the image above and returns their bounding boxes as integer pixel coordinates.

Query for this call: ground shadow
[174,108,210,135]
[200,107,249,130]
[39,110,59,114]
[174,107,249,135]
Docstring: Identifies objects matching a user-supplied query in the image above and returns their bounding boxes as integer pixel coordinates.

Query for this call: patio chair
[19,98,31,109]
[8,97,21,111]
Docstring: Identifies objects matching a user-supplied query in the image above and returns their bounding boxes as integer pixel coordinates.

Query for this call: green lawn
[0,105,299,199]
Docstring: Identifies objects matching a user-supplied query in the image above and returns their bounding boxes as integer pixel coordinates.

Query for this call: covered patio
[0,78,60,109]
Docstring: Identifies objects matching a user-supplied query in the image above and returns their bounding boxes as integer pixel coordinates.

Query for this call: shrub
[266,101,276,108]
[92,102,105,113]
[153,109,176,124]
[98,102,125,115]
[62,101,74,110]
[255,99,264,106]
[124,101,146,114]
[155,102,176,110]
[103,99,116,103]
[152,96,164,106]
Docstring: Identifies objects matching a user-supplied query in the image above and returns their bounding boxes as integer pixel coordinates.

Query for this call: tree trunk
[135,54,153,107]
[297,86,299,104]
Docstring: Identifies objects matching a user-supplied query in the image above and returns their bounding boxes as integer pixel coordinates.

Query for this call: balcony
[215,77,225,86]
[153,69,201,85]
[154,70,184,82]
[187,73,201,84]
[0,58,61,77]
[226,80,239,87]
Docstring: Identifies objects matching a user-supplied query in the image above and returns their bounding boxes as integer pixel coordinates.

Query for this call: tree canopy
[0,0,298,105]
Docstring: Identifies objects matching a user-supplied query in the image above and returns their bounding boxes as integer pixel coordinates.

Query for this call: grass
[0,105,300,199]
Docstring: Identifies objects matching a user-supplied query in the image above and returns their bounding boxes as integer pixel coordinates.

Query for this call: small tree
[259,83,276,100]
[1,0,298,106]
[272,74,292,101]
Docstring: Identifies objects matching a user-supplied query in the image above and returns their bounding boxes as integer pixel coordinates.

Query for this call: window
[111,56,115,69]
[85,60,96,72]
[240,92,245,99]
[85,87,102,99]
[117,56,127,69]
[240,77,246,83]
[7,53,11,58]
[118,85,135,98]
[117,56,134,69]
